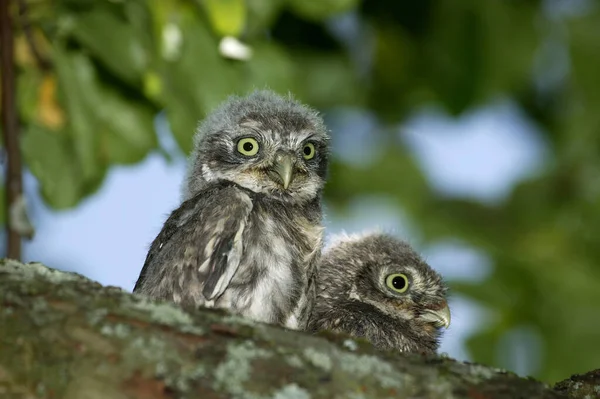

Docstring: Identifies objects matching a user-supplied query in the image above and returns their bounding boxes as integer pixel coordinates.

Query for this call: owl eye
[237,138,259,156]
[385,273,409,293]
[302,143,315,160]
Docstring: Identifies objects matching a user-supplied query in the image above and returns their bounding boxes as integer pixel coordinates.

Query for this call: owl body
[308,232,450,353]
[134,90,329,330]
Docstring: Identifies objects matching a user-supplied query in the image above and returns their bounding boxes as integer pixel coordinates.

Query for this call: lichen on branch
[0,259,582,399]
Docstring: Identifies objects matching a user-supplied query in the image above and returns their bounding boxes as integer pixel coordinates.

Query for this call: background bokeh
[2,0,599,383]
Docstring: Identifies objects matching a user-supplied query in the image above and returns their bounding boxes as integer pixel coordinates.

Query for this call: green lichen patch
[213,340,273,398]
[285,354,304,368]
[311,329,372,351]
[115,333,207,394]
[342,339,359,352]
[129,298,191,324]
[0,259,84,284]
[465,363,498,380]
[337,351,407,390]
[272,383,312,399]
[302,347,332,372]
[100,323,132,339]
[221,313,261,327]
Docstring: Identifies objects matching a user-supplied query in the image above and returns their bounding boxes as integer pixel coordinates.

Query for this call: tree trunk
[0,259,590,398]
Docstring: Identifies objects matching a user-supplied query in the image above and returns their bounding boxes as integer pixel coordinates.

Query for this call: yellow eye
[303,143,315,160]
[237,138,259,156]
[385,273,409,293]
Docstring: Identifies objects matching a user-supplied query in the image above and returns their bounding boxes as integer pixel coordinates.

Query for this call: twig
[17,0,51,71]
[1,0,24,260]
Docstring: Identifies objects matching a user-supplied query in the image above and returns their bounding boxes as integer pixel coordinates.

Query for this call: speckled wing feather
[133,182,252,306]
[200,195,250,300]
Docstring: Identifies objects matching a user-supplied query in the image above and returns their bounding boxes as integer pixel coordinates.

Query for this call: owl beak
[419,301,451,329]
[269,153,295,189]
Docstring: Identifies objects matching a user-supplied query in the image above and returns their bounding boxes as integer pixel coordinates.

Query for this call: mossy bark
[0,259,584,399]
[553,369,600,399]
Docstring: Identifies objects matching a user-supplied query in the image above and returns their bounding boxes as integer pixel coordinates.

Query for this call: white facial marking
[201,164,216,182]
[405,266,423,290]
[349,284,361,301]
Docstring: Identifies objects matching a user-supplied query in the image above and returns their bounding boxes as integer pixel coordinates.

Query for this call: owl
[308,232,450,354]
[134,90,329,330]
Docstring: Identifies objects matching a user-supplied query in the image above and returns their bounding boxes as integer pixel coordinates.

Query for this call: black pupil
[392,276,406,290]
[304,146,312,155]
[243,142,254,152]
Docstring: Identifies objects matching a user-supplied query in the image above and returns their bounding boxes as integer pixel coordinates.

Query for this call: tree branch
[0,259,579,398]
[0,0,24,260]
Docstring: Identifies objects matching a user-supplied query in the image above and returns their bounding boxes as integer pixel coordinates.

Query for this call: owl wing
[199,188,253,300]
[133,184,253,303]
[133,202,186,293]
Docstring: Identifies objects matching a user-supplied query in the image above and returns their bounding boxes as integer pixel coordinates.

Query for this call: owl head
[183,90,330,204]
[315,232,450,352]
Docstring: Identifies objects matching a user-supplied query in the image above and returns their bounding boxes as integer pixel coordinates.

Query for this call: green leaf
[200,0,246,37]
[424,0,537,114]
[17,68,43,123]
[569,11,600,107]
[92,85,157,165]
[245,0,285,37]
[53,47,103,183]
[69,7,149,85]
[22,125,83,209]
[477,0,537,97]
[290,52,363,108]
[422,0,485,114]
[157,7,242,154]
[51,47,157,203]
[288,0,358,20]
[325,144,430,212]
[368,23,422,120]
[245,42,297,94]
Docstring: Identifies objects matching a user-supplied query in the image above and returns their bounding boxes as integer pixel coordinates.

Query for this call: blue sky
[17,98,547,370]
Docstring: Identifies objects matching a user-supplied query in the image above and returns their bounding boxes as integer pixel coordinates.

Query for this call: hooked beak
[268,153,295,189]
[419,301,451,329]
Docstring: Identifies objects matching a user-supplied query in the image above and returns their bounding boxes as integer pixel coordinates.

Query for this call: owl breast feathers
[134,90,329,330]
[308,232,451,354]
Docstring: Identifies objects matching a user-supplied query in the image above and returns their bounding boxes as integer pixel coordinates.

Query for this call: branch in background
[1,0,24,260]
[17,0,51,71]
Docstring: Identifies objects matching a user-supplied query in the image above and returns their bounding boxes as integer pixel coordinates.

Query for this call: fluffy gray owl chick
[308,232,450,354]
[134,90,329,330]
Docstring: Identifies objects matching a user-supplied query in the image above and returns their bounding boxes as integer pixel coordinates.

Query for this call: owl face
[185,91,329,204]
[356,256,450,330]
[329,233,450,330]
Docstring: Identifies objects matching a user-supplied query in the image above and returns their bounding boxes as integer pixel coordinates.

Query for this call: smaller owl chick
[308,232,450,354]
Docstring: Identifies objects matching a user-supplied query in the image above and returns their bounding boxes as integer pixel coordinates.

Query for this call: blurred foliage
[4,0,600,383]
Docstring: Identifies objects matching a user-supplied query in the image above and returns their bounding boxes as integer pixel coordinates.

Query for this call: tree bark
[553,369,600,399]
[0,259,584,399]
[0,0,24,259]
